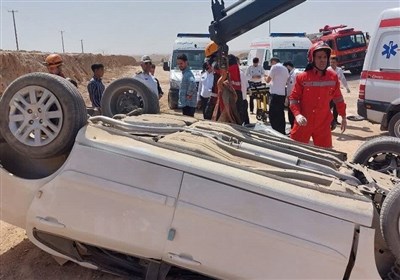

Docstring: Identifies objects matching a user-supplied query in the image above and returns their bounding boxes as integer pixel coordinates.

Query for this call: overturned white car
[1,73,400,280]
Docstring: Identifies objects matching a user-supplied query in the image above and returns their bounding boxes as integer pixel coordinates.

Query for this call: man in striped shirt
[87,64,105,111]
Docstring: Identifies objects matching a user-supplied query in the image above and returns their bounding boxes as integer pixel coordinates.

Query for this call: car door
[25,143,183,260]
[163,173,355,280]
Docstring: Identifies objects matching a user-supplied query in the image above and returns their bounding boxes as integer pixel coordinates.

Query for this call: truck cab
[357,7,400,138]
[312,25,367,74]
[163,33,210,109]
[247,33,311,71]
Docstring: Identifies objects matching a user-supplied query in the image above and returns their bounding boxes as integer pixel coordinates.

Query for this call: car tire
[380,184,400,261]
[388,112,400,138]
[101,78,160,117]
[352,136,400,177]
[168,93,178,109]
[0,72,87,159]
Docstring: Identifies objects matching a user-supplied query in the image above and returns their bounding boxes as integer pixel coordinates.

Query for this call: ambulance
[357,7,400,137]
[247,33,312,71]
[163,33,210,109]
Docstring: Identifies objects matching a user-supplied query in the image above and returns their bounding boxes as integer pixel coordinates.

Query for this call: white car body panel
[164,174,355,279]
[0,120,394,279]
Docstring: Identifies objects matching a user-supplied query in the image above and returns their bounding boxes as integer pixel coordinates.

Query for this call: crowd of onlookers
[43,40,350,149]
[176,41,350,148]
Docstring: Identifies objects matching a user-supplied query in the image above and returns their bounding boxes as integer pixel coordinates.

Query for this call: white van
[247,33,312,71]
[163,33,210,109]
[357,7,400,138]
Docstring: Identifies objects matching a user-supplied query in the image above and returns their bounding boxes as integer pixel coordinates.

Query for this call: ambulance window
[371,31,400,71]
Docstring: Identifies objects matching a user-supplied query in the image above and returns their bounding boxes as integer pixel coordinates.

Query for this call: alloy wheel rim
[8,85,63,147]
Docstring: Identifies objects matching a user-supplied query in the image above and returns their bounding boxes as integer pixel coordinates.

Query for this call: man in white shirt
[134,55,159,99]
[328,56,350,93]
[245,57,265,114]
[327,55,350,129]
[266,57,289,134]
[283,61,299,128]
[197,61,214,119]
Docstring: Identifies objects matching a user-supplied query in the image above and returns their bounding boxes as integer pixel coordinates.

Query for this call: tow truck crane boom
[209,0,306,46]
[206,0,307,124]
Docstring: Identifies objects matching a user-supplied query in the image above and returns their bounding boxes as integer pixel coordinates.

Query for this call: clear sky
[1,0,399,55]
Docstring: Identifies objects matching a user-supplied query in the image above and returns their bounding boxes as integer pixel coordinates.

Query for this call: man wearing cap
[134,55,159,99]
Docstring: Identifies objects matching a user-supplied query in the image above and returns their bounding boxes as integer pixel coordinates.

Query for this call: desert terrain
[0,51,389,279]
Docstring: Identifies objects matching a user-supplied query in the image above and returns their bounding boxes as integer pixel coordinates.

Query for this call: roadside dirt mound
[0,50,138,94]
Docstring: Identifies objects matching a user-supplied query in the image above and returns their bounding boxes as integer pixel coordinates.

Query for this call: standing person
[150,63,164,100]
[283,61,299,129]
[177,53,197,117]
[228,54,243,124]
[266,57,289,134]
[289,42,347,148]
[204,62,220,120]
[328,56,350,93]
[245,57,265,114]
[44,54,65,78]
[240,66,250,125]
[87,63,105,111]
[44,53,78,86]
[197,61,214,119]
[135,55,159,99]
[327,55,350,129]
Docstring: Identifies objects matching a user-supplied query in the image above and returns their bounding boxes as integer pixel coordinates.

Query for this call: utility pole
[60,30,65,53]
[8,10,19,51]
[80,39,84,53]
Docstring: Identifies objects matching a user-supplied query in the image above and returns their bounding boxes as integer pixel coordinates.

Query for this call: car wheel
[0,73,87,159]
[389,112,400,138]
[101,78,160,117]
[168,92,178,109]
[352,136,400,178]
[380,184,400,261]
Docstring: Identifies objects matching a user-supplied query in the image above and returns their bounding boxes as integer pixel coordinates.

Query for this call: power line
[60,30,65,53]
[8,10,19,51]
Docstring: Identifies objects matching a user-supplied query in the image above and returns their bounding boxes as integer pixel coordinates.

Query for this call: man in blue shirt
[87,63,105,111]
[177,54,197,117]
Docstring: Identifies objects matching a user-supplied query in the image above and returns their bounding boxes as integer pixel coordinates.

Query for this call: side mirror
[163,61,170,71]
[263,61,271,70]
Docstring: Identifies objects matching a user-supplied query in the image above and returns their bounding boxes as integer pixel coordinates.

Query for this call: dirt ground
[0,65,388,279]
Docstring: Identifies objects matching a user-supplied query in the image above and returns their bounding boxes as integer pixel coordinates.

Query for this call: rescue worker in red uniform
[289,42,347,148]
